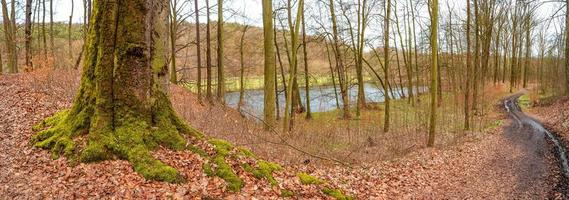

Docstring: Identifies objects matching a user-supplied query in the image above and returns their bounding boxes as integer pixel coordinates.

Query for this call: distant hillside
[174,22,332,80]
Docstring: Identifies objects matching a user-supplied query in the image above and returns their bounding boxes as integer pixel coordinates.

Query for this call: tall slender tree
[262,0,276,129]
[566,0,569,93]
[301,5,311,119]
[217,0,225,104]
[25,0,33,69]
[428,0,439,147]
[329,0,350,119]
[1,0,17,73]
[383,0,391,132]
[206,0,213,102]
[464,0,472,130]
[283,0,305,132]
[195,0,203,102]
[69,0,74,63]
[50,0,54,55]
[169,0,179,84]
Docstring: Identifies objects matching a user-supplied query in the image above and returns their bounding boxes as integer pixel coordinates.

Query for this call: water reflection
[225,83,428,118]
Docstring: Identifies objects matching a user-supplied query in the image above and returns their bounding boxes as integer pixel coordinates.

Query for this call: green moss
[32,110,69,132]
[187,144,208,157]
[212,156,243,192]
[321,188,353,200]
[51,137,75,159]
[298,172,324,185]
[237,146,256,158]
[518,94,532,110]
[242,160,281,186]
[80,141,112,162]
[31,92,195,183]
[203,163,214,176]
[280,189,294,197]
[209,139,233,156]
[127,145,184,183]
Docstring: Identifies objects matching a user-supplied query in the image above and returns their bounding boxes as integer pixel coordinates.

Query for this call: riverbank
[182,74,377,93]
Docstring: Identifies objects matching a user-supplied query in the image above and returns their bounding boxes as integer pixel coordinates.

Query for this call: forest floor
[0,69,566,199]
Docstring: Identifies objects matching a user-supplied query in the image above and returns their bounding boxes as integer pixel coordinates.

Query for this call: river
[224,83,428,118]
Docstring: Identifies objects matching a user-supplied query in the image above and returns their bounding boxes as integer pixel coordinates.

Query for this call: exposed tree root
[31,92,204,183]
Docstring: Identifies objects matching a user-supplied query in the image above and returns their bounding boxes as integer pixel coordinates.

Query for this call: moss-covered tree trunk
[32,0,202,183]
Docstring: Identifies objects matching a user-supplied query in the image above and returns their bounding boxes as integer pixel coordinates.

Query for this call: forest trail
[502,92,569,197]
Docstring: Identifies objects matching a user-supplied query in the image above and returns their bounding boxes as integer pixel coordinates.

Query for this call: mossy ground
[322,188,353,200]
[298,172,324,185]
[31,108,348,197]
[297,172,353,200]
[31,98,204,183]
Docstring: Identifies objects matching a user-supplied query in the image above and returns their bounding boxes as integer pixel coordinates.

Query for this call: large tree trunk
[262,0,276,129]
[32,0,202,183]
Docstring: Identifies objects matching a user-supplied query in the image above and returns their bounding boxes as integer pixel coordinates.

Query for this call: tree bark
[32,0,202,183]
[206,0,213,102]
[566,0,569,93]
[262,0,276,128]
[195,0,202,103]
[69,0,74,63]
[25,0,33,70]
[217,0,225,104]
[50,0,54,55]
[283,0,304,132]
[1,0,17,73]
[301,7,311,120]
[383,0,391,132]
[464,0,472,130]
[428,0,439,147]
[329,0,350,119]
[169,0,178,84]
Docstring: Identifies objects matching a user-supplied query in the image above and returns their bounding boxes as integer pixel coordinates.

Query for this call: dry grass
[171,77,510,166]
[20,68,510,168]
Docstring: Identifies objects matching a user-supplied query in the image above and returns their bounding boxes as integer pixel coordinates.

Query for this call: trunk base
[31,92,203,183]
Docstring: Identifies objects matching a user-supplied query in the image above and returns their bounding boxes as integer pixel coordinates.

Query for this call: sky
[50,0,264,24]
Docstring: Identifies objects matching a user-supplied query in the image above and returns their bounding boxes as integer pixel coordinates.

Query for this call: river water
[225,83,428,118]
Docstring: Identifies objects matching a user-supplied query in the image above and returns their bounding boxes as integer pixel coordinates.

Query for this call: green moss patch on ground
[298,172,325,185]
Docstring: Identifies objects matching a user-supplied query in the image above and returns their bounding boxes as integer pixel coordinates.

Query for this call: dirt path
[502,92,569,198]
